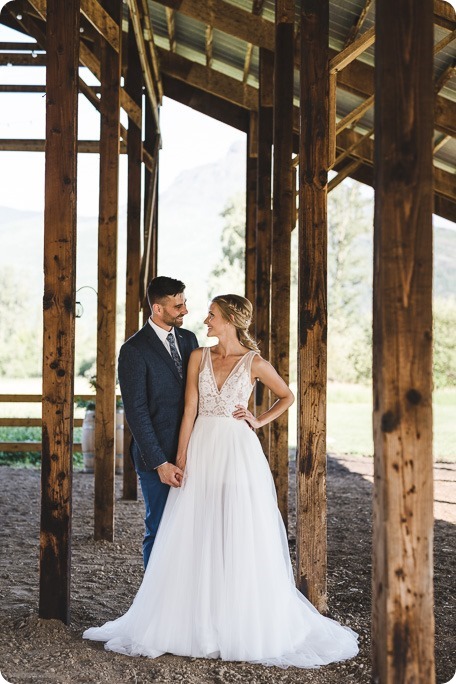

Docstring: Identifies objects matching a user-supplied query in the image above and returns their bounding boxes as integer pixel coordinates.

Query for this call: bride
[84,294,359,668]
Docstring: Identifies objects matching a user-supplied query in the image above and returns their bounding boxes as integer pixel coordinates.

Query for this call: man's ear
[152,302,161,315]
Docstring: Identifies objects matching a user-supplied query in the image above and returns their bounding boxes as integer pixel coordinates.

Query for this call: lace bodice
[198,347,257,417]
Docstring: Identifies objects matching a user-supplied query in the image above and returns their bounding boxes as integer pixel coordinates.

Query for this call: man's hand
[156,462,183,487]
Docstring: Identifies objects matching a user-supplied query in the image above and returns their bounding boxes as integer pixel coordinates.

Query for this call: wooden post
[270,0,294,527]
[245,111,257,307]
[141,98,159,323]
[373,0,435,681]
[296,0,329,613]
[255,47,273,458]
[39,0,80,623]
[123,15,142,501]
[94,0,122,541]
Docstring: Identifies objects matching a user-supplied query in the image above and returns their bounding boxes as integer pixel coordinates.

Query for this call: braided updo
[212,294,260,353]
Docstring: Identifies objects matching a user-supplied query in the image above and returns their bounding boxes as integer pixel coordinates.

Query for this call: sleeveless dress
[83,348,358,668]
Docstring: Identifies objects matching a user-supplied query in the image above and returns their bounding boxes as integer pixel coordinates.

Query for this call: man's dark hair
[147,276,186,309]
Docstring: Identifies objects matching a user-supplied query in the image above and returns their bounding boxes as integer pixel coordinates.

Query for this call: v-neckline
[208,349,251,394]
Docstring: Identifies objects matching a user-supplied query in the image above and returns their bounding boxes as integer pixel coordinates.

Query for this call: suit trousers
[138,469,170,569]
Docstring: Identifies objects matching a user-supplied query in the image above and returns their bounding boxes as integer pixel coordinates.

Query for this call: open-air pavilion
[0,0,455,681]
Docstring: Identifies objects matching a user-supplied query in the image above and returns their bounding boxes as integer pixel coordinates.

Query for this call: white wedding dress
[84,348,358,668]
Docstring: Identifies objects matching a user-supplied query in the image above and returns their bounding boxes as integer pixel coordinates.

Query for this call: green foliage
[208,194,246,297]
[433,296,456,389]
[0,427,83,468]
[0,268,42,377]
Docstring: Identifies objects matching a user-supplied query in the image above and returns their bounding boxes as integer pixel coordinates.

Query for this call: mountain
[0,140,454,346]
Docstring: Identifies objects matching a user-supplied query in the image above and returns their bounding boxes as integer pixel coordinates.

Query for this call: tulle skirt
[83,416,358,668]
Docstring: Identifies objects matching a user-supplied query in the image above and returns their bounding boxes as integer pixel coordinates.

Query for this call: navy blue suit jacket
[118,323,198,472]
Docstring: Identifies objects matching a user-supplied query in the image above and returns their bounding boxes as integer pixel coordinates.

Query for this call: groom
[118,276,198,568]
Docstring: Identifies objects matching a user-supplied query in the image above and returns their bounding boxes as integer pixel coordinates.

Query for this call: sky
[0,23,244,216]
[0,18,454,232]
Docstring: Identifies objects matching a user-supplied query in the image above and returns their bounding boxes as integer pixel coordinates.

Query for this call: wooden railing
[0,394,118,454]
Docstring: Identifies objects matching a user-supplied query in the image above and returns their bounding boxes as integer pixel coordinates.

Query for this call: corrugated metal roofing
[148,0,456,177]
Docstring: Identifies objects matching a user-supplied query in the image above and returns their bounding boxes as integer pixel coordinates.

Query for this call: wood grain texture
[245,111,257,308]
[296,0,329,613]
[94,0,122,542]
[40,0,80,624]
[373,0,435,681]
[255,47,273,458]
[123,19,142,501]
[269,0,294,528]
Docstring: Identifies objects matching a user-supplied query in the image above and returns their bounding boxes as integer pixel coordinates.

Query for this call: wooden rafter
[433,133,451,152]
[80,0,120,52]
[335,128,456,202]
[344,0,372,47]
[336,94,374,133]
[139,0,163,100]
[433,27,456,54]
[165,7,176,52]
[333,126,374,167]
[328,158,363,192]
[0,52,46,65]
[434,61,456,93]
[242,43,253,84]
[0,41,40,50]
[330,25,375,74]
[157,46,258,109]
[0,139,127,153]
[24,0,142,128]
[205,24,213,68]
[127,0,160,128]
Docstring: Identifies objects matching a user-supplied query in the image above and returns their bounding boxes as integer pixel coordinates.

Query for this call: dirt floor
[0,454,454,684]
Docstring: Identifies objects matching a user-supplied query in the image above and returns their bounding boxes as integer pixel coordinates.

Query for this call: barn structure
[0,0,455,681]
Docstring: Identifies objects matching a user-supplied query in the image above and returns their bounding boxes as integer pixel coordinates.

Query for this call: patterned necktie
[166,332,183,379]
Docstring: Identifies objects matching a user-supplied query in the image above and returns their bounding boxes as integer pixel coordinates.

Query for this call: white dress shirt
[148,317,181,358]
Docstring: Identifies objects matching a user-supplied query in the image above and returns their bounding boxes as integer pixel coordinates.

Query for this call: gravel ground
[0,455,454,684]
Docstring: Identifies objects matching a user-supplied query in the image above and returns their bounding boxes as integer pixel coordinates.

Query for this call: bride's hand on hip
[233,404,260,429]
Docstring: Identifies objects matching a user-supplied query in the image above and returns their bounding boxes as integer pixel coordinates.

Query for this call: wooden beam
[242,43,254,85]
[297,0,329,613]
[0,84,47,92]
[373,0,435,680]
[205,24,213,68]
[434,61,456,93]
[161,74,249,132]
[152,0,274,51]
[127,0,160,130]
[25,0,143,129]
[270,0,294,528]
[0,442,82,452]
[39,0,80,625]
[139,0,164,101]
[328,158,363,192]
[123,18,142,501]
[94,0,122,543]
[330,25,375,74]
[328,72,337,168]
[433,27,456,54]
[344,0,372,47]
[0,41,40,50]
[334,128,456,203]
[80,0,120,52]
[141,98,159,311]
[157,46,257,110]
[245,111,257,307]
[255,48,273,458]
[336,94,374,134]
[165,7,176,52]
[0,418,84,427]
[0,138,127,153]
[333,126,374,167]
[0,52,46,65]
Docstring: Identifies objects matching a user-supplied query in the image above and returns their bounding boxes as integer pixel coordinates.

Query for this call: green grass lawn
[290,382,455,462]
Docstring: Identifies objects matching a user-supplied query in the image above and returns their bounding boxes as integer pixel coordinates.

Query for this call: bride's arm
[175,348,202,471]
[232,356,294,429]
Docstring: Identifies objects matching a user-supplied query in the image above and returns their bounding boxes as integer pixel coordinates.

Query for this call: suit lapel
[143,324,183,384]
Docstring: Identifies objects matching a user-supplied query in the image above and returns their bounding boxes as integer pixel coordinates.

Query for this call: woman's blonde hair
[212,294,260,352]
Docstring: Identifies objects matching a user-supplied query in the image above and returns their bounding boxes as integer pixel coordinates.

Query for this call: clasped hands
[156,458,186,488]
